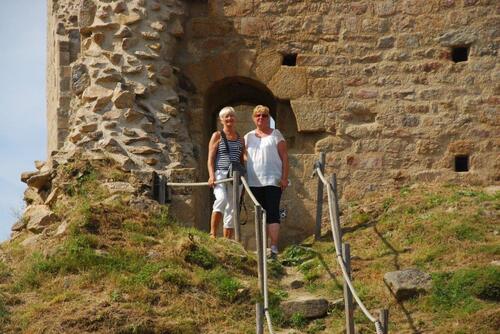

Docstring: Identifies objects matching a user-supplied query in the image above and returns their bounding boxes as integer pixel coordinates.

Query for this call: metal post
[254,205,264,334]
[159,175,166,205]
[379,309,389,334]
[331,174,343,253]
[232,171,241,242]
[314,152,326,240]
[343,243,355,334]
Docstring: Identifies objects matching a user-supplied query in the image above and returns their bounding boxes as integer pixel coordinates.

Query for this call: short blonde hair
[252,105,270,117]
[219,106,235,119]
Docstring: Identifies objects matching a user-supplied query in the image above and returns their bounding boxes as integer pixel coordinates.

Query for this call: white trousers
[212,170,242,228]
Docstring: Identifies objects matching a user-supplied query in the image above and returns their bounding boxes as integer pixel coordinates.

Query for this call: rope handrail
[240,176,275,334]
[315,167,384,334]
[167,178,232,187]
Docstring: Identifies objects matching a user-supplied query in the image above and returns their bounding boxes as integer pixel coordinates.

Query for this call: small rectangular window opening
[454,155,469,172]
[451,46,469,63]
[282,53,297,66]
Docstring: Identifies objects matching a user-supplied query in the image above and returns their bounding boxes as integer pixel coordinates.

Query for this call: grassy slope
[0,160,275,334]
[0,159,498,333]
[278,183,499,334]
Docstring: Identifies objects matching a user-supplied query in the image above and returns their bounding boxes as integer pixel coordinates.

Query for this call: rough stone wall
[45,0,499,247]
[46,0,205,225]
[177,0,499,247]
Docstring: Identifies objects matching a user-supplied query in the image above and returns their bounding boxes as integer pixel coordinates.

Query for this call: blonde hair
[252,105,270,117]
[219,106,235,119]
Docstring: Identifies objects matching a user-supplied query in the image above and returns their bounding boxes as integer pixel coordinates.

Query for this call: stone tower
[46,0,499,247]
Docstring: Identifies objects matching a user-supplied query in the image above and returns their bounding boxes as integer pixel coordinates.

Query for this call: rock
[82,85,113,102]
[95,68,122,83]
[21,234,42,248]
[141,31,160,40]
[71,63,90,95]
[81,123,98,133]
[435,29,477,47]
[21,171,39,184]
[129,146,161,155]
[34,160,46,170]
[79,0,97,28]
[24,187,44,205]
[24,205,57,233]
[134,51,159,60]
[289,279,304,289]
[26,171,52,190]
[114,26,132,38]
[11,219,27,232]
[103,182,135,194]
[44,187,60,206]
[55,221,70,236]
[384,268,432,301]
[116,12,142,25]
[150,21,165,32]
[124,108,144,122]
[112,1,126,13]
[112,87,135,109]
[281,295,329,319]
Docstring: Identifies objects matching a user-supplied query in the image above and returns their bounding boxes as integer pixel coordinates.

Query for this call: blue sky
[0,1,47,241]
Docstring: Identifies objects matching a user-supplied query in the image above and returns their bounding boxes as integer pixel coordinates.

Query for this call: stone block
[255,50,282,84]
[376,0,397,17]
[290,100,326,132]
[384,269,432,301]
[310,78,343,98]
[315,136,349,153]
[224,0,254,17]
[269,67,307,99]
[435,29,477,47]
[297,54,335,67]
[281,295,329,319]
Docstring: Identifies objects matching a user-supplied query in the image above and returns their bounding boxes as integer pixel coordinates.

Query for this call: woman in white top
[245,105,289,259]
[207,107,245,239]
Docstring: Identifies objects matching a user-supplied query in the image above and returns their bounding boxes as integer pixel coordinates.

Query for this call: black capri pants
[250,186,282,224]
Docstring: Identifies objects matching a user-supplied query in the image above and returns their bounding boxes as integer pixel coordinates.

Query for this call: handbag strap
[220,131,240,158]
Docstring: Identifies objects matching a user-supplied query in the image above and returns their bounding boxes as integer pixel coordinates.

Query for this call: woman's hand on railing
[208,176,215,188]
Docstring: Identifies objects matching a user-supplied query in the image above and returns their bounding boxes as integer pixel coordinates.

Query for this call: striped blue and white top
[215,134,243,171]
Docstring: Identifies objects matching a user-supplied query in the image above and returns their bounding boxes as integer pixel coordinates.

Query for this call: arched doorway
[202,77,277,248]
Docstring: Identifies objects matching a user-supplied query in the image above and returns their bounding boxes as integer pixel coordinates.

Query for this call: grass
[2,157,499,333]
[1,158,261,333]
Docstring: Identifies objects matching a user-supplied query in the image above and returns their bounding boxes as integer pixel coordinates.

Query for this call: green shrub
[203,268,242,302]
[185,246,217,269]
[289,312,308,329]
[281,245,316,266]
[159,267,190,288]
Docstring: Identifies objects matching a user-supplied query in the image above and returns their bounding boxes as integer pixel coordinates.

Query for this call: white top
[245,129,285,187]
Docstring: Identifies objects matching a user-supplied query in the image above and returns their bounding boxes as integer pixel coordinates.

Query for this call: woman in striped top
[207,106,245,239]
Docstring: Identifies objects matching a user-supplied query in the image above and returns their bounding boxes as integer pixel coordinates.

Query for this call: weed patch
[429,266,500,313]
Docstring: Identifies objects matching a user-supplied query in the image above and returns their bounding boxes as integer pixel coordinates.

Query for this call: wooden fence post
[232,171,241,242]
[151,171,159,201]
[379,309,389,334]
[329,175,342,257]
[314,152,326,240]
[332,173,343,241]
[343,243,355,334]
[159,175,166,205]
[254,205,264,334]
